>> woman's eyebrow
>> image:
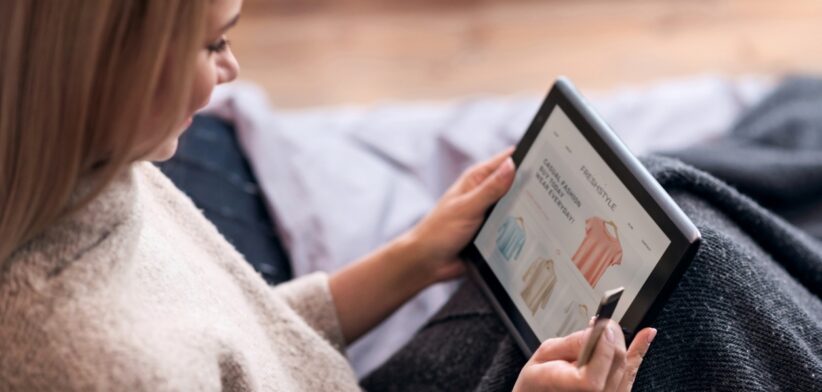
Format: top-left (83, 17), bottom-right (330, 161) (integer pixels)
top-left (219, 14), bottom-right (240, 33)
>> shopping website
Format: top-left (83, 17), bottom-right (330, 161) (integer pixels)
top-left (474, 107), bottom-right (670, 340)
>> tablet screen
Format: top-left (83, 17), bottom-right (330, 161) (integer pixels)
top-left (473, 106), bottom-right (671, 340)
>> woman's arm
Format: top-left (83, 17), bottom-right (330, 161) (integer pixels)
top-left (329, 148), bottom-right (516, 343)
top-left (327, 231), bottom-right (435, 344)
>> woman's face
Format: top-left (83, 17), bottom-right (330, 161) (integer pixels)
top-left (145, 0), bottom-right (242, 161)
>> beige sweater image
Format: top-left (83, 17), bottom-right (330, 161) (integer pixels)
top-left (0, 163), bottom-right (361, 391)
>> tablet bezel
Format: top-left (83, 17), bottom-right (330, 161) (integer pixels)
top-left (460, 77), bottom-right (701, 356)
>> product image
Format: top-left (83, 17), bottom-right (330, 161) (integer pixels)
top-left (571, 217), bottom-right (623, 287)
top-left (496, 216), bottom-right (526, 261)
top-left (520, 258), bottom-right (557, 315)
top-left (557, 302), bottom-right (590, 337)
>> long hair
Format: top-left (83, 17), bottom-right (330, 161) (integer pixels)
top-left (0, 0), bottom-right (209, 262)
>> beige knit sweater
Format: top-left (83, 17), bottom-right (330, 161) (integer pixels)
top-left (0, 163), bottom-right (361, 391)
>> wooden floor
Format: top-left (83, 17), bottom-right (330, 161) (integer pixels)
top-left (232, 0), bottom-right (822, 107)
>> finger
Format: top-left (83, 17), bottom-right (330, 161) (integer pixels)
top-left (580, 321), bottom-right (618, 391)
top-left (525, 360), bottom-right (583, 390)
top-left (458, 157), bottom-right (515, 214)
top-left (531, 329), bottom-right (588, 363)
top-left (617, 328), bottom-right (657, 392)
top-left (603, 322), bottom-right (628, 392)
top-left (455, 147), bottom-right (515, 194)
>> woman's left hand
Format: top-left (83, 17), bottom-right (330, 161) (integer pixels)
top-left (404, 147), bottom-right (516, 283)
top-left (330, 147), bottom-right (516, 343)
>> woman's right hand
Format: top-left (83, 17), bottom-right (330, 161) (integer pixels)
top-left (513, 321), bottom-right (657, 392)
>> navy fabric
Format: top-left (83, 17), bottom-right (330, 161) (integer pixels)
top-left (156, 115), bottom-right (292, 285)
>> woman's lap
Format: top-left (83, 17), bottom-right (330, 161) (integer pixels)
top-left (360, 279), bottom-right (525, 391)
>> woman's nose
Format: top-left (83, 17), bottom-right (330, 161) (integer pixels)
top-left (218, 49), bottom-right (240, 84)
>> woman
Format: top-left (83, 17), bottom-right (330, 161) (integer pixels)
top-left (0, 0), bottom-right (656, 390)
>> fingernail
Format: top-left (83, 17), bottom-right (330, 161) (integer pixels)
top-left (647, 328), bottom-right (658, 346)
top-left (496, 158), bottom-right (515, 178)
top-left (605, 325), bottom-right (615, 343)
top-left (588, 316), bottom-right (596, 327)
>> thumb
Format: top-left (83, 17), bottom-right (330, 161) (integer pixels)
top-left (461, 157), bottom-right (515, 214)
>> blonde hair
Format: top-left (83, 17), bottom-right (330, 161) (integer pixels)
top-left (0, 0), bottom-right (209, 262)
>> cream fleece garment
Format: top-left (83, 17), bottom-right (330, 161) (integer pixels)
top-left (0, 163), bottom-right (360, 391)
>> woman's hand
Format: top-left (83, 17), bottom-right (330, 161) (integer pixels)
top-left (329, 148), bottom-right (515, 343)
top-left (404, 147), bottom-right (516, 283)
top-left (514, 322), bottom-right (657, 392)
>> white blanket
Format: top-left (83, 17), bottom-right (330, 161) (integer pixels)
top-left (205, 75), bottom-right (774, 375)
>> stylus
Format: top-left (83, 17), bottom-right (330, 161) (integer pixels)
top-left (577, 287), bottom-right (624, 368)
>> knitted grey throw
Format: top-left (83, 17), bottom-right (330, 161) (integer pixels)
top-left (362, 77), bottom-right (822, 391)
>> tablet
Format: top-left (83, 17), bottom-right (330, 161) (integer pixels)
top-left (460, 77), bottom-right (701, 356)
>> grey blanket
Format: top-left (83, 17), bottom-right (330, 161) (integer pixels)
top-left (362, 77), bottom-right (822, 391)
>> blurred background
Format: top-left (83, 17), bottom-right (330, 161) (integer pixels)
top-left (233, 0), bottom-right (822, 107)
